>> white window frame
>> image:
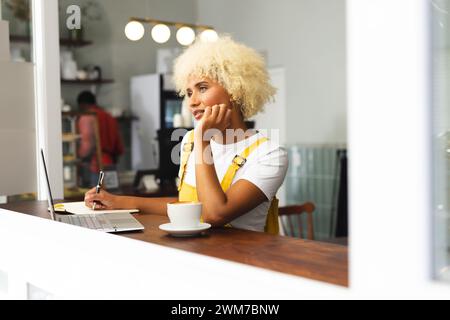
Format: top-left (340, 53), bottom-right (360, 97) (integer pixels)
top-left (347, 0), bottom-right (447, 296)
top-left (31, 0), bottom-right (63, 200)
top-left (15, 0), bottom-right (450, 298)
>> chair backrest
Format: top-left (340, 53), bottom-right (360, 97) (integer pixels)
top-left (279, 202), bottom-right (315, 240)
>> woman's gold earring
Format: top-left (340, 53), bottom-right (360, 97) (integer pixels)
top-left (230, 97), bottom-right (238, 109)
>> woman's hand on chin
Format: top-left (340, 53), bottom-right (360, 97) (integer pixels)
top-left (195, 104), bottom-right (232, 141)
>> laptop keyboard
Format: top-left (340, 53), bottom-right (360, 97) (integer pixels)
top-left (66, 214), bottom-right (113, 231)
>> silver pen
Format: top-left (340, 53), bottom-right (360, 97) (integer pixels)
top-left (92, 171), bottom-right (105, 210)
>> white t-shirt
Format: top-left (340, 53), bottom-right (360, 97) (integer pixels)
top-left (178, 130), bottom-right (289, 232)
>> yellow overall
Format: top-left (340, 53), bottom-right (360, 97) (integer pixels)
top-left (177, 130), bottom-right (279, 235)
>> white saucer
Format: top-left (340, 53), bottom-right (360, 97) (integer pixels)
top-left (159, 223), bottom-right (211, 237)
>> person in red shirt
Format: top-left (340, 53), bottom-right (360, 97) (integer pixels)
top-left (77, 91), bottom-right (124, 187)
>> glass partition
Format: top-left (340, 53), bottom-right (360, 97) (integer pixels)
top-left (1, 0), bottom-right (33, 62)
top-left (52, 0), bottom-right (348, 243)
top-left (56, 0), bottom-right (198, 198)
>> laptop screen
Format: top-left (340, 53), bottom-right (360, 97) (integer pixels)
top-left (40, 149), bottom-right (56, 221)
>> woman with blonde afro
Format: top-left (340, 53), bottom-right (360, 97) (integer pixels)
top-left (84, 36), bottom-right (288, 233)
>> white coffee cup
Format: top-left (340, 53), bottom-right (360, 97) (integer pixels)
top-left (167, 202), bottom-right (202, 228)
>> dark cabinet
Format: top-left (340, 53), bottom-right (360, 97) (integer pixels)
top-left (157, 127), bottom-right (193, 184)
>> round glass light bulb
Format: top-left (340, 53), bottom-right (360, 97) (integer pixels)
top-left (176, 26), bottom-right (196, 46)
top-left (151, 24), bottom-right (171, 43)
top-left (124, 21), bottom-right (145, 41)
top-left (200, 29), bottom-right (218, 42)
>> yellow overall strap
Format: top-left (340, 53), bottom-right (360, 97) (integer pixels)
top-left (220, 137), bottom-right (269, 191)
top-left (265, 197), bottom-right (279, 235)
top-left (178, 130), bottom-right (195, 191)
top-left (220, 137), bottom-right (279, 235)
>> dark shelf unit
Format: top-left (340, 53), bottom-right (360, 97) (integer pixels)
top-left (115, 115), bottom-right (139, 122)
top-left (10, 35), bottom-right (113, 84)
top-left (61, 79), bottom-right (115, 85)
top-left (10, 35), bottom-right (93, 47)
top-left (60, 38), bottom-right (93, 47)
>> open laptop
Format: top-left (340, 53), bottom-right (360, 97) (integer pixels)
top-left (41, 149), bottom-right (144, 233)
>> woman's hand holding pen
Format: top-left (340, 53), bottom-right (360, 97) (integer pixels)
top-left (84, 188), bottom-right (118, 210)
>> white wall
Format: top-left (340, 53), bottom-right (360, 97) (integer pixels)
top-left (0, 21), bottom-right (37, 196)
top-left (0, 20), bottom-right (9, 60)
top-left (196, 0), bottom-right (347, 145)
top-left (0, 2), bottom-right (64, 199)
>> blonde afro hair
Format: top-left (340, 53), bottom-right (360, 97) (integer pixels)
top-left (173, 36), bottom-right (276, 119)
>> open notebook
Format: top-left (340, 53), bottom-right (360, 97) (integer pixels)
top-left (50, 201), bottom-right (140, 215)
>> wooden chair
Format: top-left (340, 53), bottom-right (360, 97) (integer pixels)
top-left (279, 202), bottom-right (315, 240)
